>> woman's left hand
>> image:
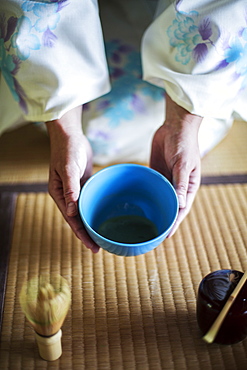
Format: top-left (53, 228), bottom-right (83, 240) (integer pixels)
top-left (150, 94), bottom-right (203, 237)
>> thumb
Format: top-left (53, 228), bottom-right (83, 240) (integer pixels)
top-left (172, 164), bottom-right (189, 209)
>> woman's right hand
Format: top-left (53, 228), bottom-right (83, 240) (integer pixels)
top-left (46, 106), bottom-right (100, 253)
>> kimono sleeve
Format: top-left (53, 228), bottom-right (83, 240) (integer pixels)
top-left (0, 0), bottom-right (110, 122)
top-left (141, 0), bottom-right (247, 121)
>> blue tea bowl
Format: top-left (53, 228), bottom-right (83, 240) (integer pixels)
top-left (78, 164), bottom-right (178, 256)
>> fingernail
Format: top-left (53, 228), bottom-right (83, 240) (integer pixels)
top-left (67, 202), bottom-right (77, 216)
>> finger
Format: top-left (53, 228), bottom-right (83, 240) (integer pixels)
top-left (62, 165), bottom-right (82, 217)
top-left (48, 176), bottom-right (99, 252)
top-left (81, 135), bottom-right (93, 184)
top-left (65, 214), bottom-right (100, 253)
top-left (48, 176), bottom-right (66, 212)
top-left (167, 191), bottom-right (194, 237)
top-left (49, 175), bottom-right (78, 218)
top-left (167, 178), bottom-right (199, 238)
top-left (51, 189), bottom-right (100, 253)
top-left (172, 163), bottom-right (190, 209)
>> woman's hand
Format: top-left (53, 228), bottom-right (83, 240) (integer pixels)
top-left (45, 106), bottom-right (100, 253)
top-left (150, 94), bottom-right (203, 237)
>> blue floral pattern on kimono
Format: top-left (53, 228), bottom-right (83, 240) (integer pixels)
top-left (84, 39), bottom-right (165, 129)
top-left (0, 0), bottom-right (69, 112)
top-left (1, 0), bottom-right (247, 119)
top-left (83, 39), bottom-right (165, 157)
top-left (167, 7), bottom-right (247, 90)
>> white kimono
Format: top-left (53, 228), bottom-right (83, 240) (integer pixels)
top-left (0, 0), bottom-right (246, 163)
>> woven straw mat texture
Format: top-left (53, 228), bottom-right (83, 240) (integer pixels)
top-left (0, 184), bottom-right (246, 369)
top-left (0, 120), bottom-right (246, 184)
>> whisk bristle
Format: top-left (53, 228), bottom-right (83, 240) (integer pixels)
top-left (20, 275), bottom-right (71, 336)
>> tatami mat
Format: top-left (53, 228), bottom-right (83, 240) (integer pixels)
top-left (0, 124), bottom-right (50, 184)
top-left (201, 120), bottom-right (247, 176)
top-left (0, 184), bottom-right (246, 369)
top-left (0, 120), bottom-right (246, 184)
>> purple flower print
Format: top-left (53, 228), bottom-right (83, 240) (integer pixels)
top-left (21, 0), bottom-right (69, 48)
top-left (1, 16), bottom-right (18, 43)
top-left (55, 0), bottom-right (70, 12)
top-left (193, 43), bottom-right (208, 63)
top-left (167, 12), bottom-right (218, 65)
top-left (213, 17), bottom-right (247, 90)
top-left (96, 100), bottom-right (111, 110)
top-left (111, 52), bottom-right (121, 63)
top-left (0, 14), bottom-right (28, 113)
top-left (117, 44), bottom-right (134, 53)
top-left (131, 94), bottom-right (145, 113)
top-left (175, 0), bottom-right (183, 11)
top-left (111, 67), bottom-right (125, 79)
top-left (106, 39), bottom-right (134, 65)
top-left (198, 18), bottom-right (212, 41)
top-left (168, 4), bottom-right (247, 89)
top-left (85, 40), bottom-right (164, 128)
top-left (0, 0), bottom-right (70, 114)
top-left (0, 38), bottom-right (28, 113)
top-left (42, 28), bottom-right (58, 48)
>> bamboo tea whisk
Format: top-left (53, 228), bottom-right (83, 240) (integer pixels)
top-left (20, 275), bottom-right (71, 361)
